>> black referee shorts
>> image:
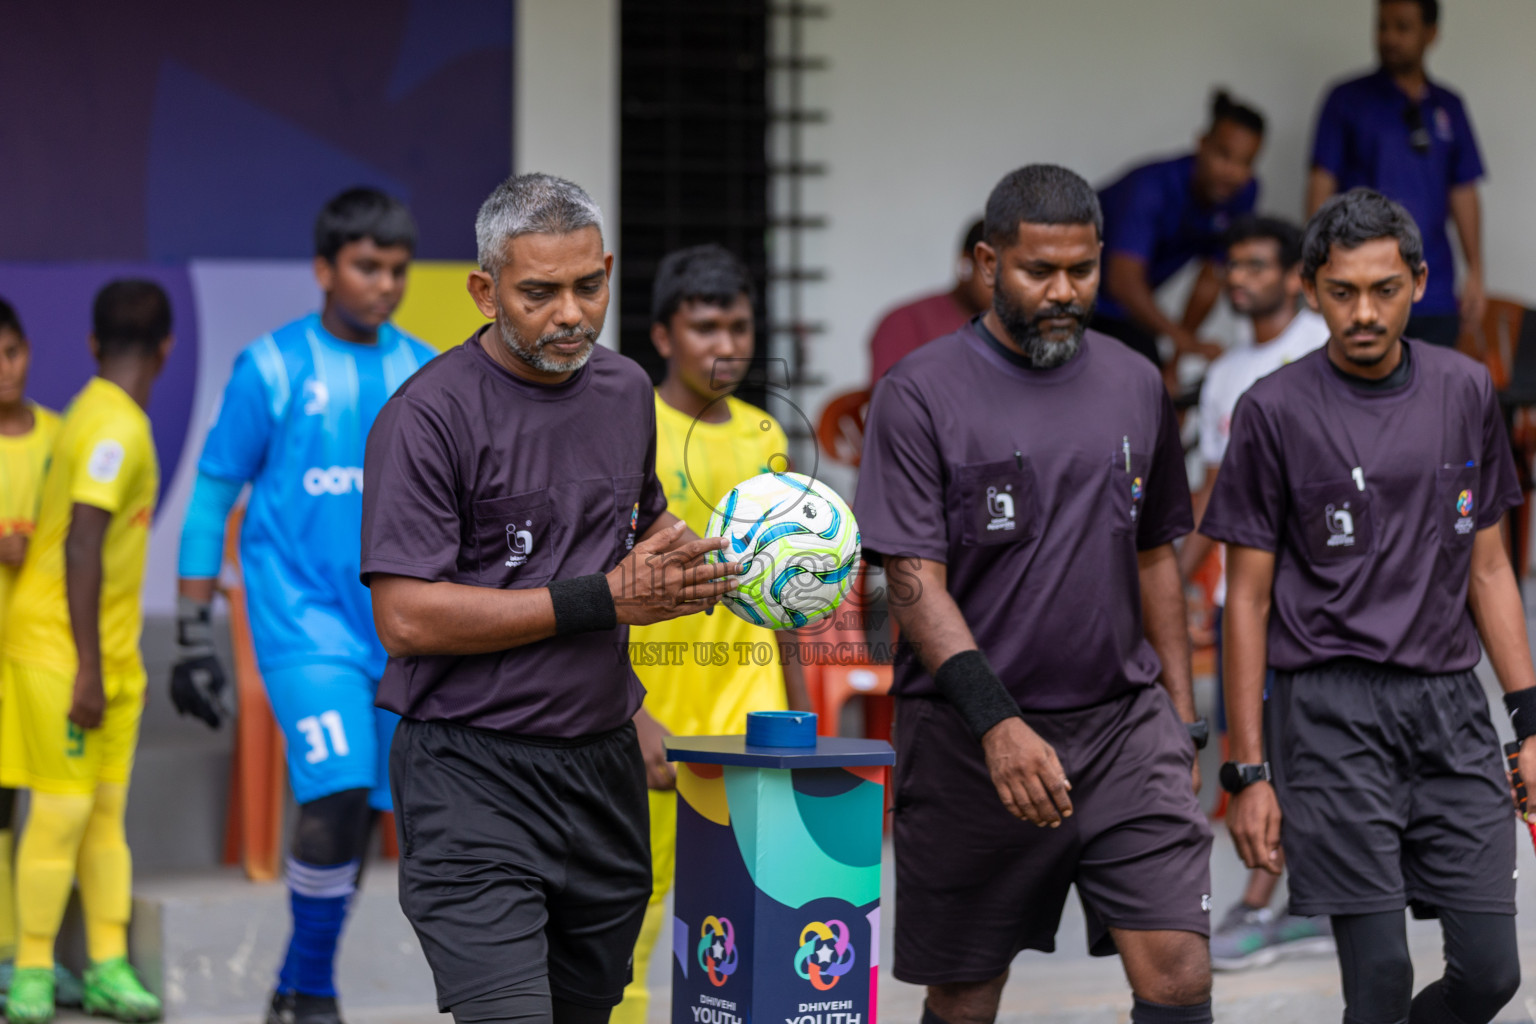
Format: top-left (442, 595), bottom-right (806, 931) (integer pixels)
top-left (390, 717), bottom-right (652, 1012)
top-left (1268, 659), bottom-right (1516, 918)
top-left (892, 686), bottom-right (1212, 985)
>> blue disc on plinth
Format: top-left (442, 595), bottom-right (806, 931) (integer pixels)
top-left (745, 710), bottom-right (817, 747)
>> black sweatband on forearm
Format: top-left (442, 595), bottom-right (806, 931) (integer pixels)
top-left (1505, 687), bottom-right (1536, 742)
top-left (549, 574), bottom-right (618, 636)
top-left (933, 649), bottom-right (1021, 741)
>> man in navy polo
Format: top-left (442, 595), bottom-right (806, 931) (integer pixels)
top-left (1307, 0), bottom-right (1485, 347)
top-left (1093, 90), bottom-right (1266, 377)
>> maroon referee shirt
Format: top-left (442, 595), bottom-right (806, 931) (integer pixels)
top-left (854, 321), bottom-right (1193, 711)
top-left (1200, 342), bottom-right (1521, 673)
top-left (360, 332), bottom-right (669, 737)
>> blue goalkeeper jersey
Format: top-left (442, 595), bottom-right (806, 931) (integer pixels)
top-left (197, 314), bottom-right (436, 676)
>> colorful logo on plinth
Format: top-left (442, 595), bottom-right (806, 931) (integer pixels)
top-left (794, 919), bottom-right (856, 990)
top-left (697, 915), bottom-right (738, 987)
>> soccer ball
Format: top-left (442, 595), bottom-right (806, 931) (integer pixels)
top-left (705, 471), bottom-right (861, 630)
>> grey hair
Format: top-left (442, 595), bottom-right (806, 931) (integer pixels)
top-left (475, 173), bottom-right (605, 275)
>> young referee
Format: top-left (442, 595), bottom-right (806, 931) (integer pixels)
top-left (855, 165), bottom-right (1214, 1024)
top-left (360, 174), bottom-right (738, 1024)
top-left (1203, 189), bottom-right (1528, 1023)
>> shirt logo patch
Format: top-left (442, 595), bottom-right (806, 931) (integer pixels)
top-left (506, 520), bottom-right (535, 568)
top-left (1456, 489), bottom-right (1475, 534)
top-left (986, 485), bottom-right (1016, 532)
top-left (87, 440), bottom-right (125, 483)
top-left (1434, 106), bottom-right (1454, 142)
top-left (1326, 502), bottom-right (1356, 547)
top-left (302, 466), bottom-right (363, 495)
top-left (1130, 476), bottom-right (1144, 523)
top-left (627, 503), bottom-right (639, 550)
top-left (303, 380), bottom-right (329, 416)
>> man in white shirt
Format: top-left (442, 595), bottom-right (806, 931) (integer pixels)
top-left (1180, 215), bottom-right (1331, 970)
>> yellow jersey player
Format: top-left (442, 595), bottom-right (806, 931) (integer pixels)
top-left (0, 281), bottom-right (173, 1024)
top-left (616, 245), bottom-right (809, 1024)
top-left (0, 299), bottom-right (62, 1001)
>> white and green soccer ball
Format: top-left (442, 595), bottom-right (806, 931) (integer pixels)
top-left (705, 471), bottom-right (861, 630)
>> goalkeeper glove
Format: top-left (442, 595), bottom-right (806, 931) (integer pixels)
top-left (169, 595), bottom-right (233, 729)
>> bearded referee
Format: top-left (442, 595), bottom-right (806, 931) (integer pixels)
top-left (359, 174), bottom-right (738, 1024)
top-left (1203, 189), bottom-right (1528, 1023)
top-left (855, 164), bottom-right (1214, 1024)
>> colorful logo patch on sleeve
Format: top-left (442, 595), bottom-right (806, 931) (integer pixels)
top-left (87, 439), bottom-right (126, 483)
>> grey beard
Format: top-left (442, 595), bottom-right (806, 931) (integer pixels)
top-left (1022, 333), bottom-right (1081, 369)
top-left (497, 309), bottom-right (597, 373)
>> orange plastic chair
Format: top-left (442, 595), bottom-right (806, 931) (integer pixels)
top-left (220, 508), bottom-right (397, 882)
top-left (815, 390), bottom-right (871, 469)
top-left (219, 506), bottom-right (286, 882)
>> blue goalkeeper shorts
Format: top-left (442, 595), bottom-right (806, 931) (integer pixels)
top-left (262, 661), bottom-right (397, 810)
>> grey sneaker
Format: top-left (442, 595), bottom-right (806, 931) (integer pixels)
top-left (1210, 901), bottom-right (1277, 970)
top-left (1264, 908), bottom-right (1335, 961)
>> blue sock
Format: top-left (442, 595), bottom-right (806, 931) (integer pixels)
top-left (277, 857), bottom-right (359, 997)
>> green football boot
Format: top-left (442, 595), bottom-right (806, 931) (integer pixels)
top-left (81, 958), bottom-right (160, 1022)
top-left (3, 967), bottom-right (54, 1024)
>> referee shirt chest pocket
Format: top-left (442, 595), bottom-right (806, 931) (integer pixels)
top-left (1435, 464), bottom-right (1479, 549)
top-left (954, 458), bottom-right (1039, 548)
top-left (1293, 479), bottom-right (1376, 563)
top-left (1108, 450), bottom-right (1152, 538)
top-left (473, 493), bottom-right (554, 587)
top-left (613, 474), bottom-right (645, 559)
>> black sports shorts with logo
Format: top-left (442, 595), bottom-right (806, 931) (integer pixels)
top-left (891, 684), bottom-right (1212, 985)
top-left (1268, 659), bottom-right (1516, 918)
top-left (390, 717), bottom-right (652, 1012)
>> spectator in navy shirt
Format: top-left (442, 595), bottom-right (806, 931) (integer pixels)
top-left (1307, 0), bottom-right (1485, 347)
top-left (1094, 90), bottom-right (1265, 376)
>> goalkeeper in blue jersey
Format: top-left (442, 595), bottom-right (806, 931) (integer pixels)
top-left (171, 189), bottom-right (436, 1024)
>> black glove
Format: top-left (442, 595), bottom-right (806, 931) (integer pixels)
top-left (170, 595), bottom-right (233, 729)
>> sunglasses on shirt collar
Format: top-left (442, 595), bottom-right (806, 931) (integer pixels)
top-left (1403, 103), bottom-right (1432, 155)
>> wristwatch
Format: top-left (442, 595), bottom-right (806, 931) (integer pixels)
top-left (1186, 717), bottom-right (1210, 750)
top-left (1219, 761), bottom-right (1272, 795)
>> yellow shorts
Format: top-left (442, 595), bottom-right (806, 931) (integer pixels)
top-left (0, 658), bottom-right (146, 795)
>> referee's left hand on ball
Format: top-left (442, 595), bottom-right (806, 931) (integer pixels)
top-left (608, 519), bottom-right (741, 626)
top-left (1228, 781), bottom-right (1283, 875)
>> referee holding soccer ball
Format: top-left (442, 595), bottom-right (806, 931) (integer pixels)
top-left (855, 164), bottom-right (1214, 1024)
top-left (1203, 189), bottom-right (1531, 1023)
top-left (361, 173), bottom-right (737, 1024)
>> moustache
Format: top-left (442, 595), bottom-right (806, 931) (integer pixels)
top-left (1345, 324), bottom-right (1388, 338)
top-left (1030, 304), bottom-right (1090, 325)
top-left (537, 326), bottom-right (598, 347)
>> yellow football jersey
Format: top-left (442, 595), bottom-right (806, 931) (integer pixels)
top-left (0, 403), bottom-right (61, 647)
top-left (632, 393), bottom-right (790, 736)
top-left (4, 379), bottom-right (158, 677)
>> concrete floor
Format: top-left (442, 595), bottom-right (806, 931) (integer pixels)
top-left (47, 623), bottom-right (1536, 1023)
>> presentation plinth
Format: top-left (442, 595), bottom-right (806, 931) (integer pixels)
top-left (665, 735), bottom-right (895, 1024)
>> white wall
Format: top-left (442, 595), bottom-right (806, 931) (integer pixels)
top-left (795, 0), bottom-right (1536, 410)
top-left (514, 0), bottom-right (621, 348)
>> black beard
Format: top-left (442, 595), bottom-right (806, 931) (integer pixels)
top-left (995, 292), bottom-right (1094, 369)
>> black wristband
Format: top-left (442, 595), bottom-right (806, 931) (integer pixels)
top-left (932, 649), bottom-right (1022, 741)
top-left (1505, 687), bottom-right (1536, 743)
top-left (549, 574), bottom-right (618, 636)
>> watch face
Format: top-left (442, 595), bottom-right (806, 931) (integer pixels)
top-left (1219, 761), bottom-right (1244, 794)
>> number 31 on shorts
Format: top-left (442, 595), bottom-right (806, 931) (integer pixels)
top-left (296, 710), bottom-right (350, 764)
